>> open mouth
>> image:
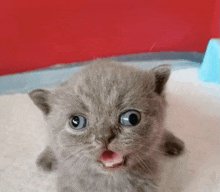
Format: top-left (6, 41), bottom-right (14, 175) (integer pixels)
top-left (99, 150), bottom-right (126, 168)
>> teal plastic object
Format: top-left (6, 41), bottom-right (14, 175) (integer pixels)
top-left (199, 38), bottom-right (220, 84)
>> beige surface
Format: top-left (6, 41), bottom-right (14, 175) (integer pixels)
top-left (0, 67), bottom-right (220, 191)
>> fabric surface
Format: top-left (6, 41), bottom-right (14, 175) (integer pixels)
top-left (0, 66), bottom-right (219, 191)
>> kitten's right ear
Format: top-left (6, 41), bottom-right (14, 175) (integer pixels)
top-left (151, 64), bottom-right (171, 95)
top-left (29, 89), bottom-right (51, 115)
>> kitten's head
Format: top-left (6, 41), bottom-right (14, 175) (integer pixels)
top-left (29, 60), bottom-right (170, 173)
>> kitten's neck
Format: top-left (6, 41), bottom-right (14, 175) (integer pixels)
top-left (59, 156), bottom-right (159, 192)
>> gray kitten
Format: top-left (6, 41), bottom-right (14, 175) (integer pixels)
top-left (29, 60), bottom-right (184, 192)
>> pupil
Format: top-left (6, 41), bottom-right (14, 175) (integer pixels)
top-left (129, 114), bottom-right (138, 125)
top-left (72, 116), bottom-right (80, 127)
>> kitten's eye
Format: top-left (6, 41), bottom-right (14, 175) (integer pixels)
top-left (69, 115), bottom-right (87, 129)
top-left (120, 110), bottom-right (141, 126)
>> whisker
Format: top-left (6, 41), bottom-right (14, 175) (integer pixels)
top-left (138, 143), bottom-right (163, 152)
top-left (64, 153), bottom-right (89, 173)
top-left (135, 143), bottom-right (165, 157)
top-left (132, 153), bottom-right (153, 175)
top-left (62, 143), bottom-right (95, 148)
top-left (65, 145), bottom-right (92, 160)
top-left (80, 154), bottom-right (90, 170)
top-left (148, 42), bottom-right (156, 53)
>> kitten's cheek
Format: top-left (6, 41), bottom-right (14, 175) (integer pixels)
top-left (57, 131), bottom-right (69, 147)
top-left (57, 130), bottom-right (78, 148)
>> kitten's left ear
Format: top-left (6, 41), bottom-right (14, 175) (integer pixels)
top-left (29, 89), bottom-right (51, 115)
top-left (151, 64), bottom-right (171, 95)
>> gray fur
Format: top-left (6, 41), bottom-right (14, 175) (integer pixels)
top-left (29, 60), bottom-right (184, 192)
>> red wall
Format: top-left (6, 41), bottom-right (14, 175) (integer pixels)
top-left (0, 0), bottom-right (219, 75)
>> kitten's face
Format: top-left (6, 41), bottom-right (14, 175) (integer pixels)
top-left (31, 60), bottom-right (170, 173)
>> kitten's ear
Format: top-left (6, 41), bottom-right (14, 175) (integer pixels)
top-left (29, 89), bottom-right (51, 115)
top-left (151, 64), bottom-right (171, 95)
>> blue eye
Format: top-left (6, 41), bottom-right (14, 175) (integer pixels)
top-left (120, 110), bottom-right (141, 126)
top-left (69, 115), bottom-right (87, 129)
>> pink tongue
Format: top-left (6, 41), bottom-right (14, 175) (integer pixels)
top-left (100, 150), bottom-right (124, 168)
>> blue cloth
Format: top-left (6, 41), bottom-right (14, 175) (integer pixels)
top-left (199, 38), bottom-right (220, 84)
